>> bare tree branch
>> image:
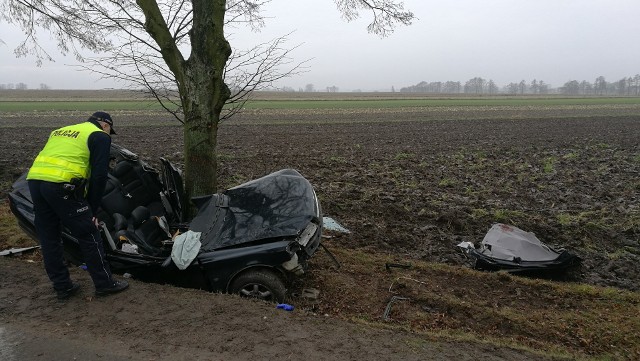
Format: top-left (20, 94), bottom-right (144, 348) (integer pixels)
top-left (222, 33), bottom-right (309, 121)
top-left (334, 0), bottom-right (414, 37)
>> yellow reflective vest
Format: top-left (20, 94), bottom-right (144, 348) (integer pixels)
top-left (27, 122), bottom-right (102, 183)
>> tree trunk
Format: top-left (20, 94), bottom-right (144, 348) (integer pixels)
top-left (181, 0), bottom-right (231, 211)
top-left (137, 0), bottom-right (230, 216)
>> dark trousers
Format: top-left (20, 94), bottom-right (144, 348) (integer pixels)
top-left (28, 180), bottom-right (113, 290)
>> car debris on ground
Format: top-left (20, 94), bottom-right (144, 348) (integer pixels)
top-left (0, 246), bottom-right (40, 257)
top-left (457, 223), bottom-right (581, 276)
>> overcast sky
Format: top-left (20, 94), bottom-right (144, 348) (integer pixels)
top-left (1, 0), bottom-right (639, 91)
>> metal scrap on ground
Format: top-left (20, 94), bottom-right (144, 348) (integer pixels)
top-left (322, 217), bottom-right (350, 233)
top-left (0, 246), bottom-right (40, 257)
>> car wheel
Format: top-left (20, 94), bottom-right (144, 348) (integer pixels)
top-left (230, 269), bottom-right (286, 303)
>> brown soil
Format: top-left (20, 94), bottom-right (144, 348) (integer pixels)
top-left (2, 257), bottom-right (552, 361)
top-left (1, 103), bottom-right (639, 359)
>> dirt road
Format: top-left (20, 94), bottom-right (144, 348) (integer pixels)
top-left (0, 258), bottom-right (552, 361)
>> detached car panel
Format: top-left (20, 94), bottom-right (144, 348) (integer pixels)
top-left (458, 223), bottom-right (581, 276)
top-left (8, 144), bottom-right (323, 302)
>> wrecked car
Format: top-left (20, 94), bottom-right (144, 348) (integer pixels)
top-left (458, 223), bottom-right (581, 276)
top-left (8, 144), bottom-right (323, 302)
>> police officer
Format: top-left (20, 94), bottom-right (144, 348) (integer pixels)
top-left (27, 111), bottom-right (129, 300)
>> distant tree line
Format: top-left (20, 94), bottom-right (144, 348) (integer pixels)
top-left (400, 74), bottom-right (640, 96)
top-left (6, 74), bottom-right (640, 95)
top-left (560, 75), bottom-right (640, 96)
top-left (400, 78), bottom-right (551, 95)
top-left (0, 83), bottom-right (51, 90)
top-left (0, 82), bottom-right (28, 90)
top-left (275, 83), bottom-right (340, 92)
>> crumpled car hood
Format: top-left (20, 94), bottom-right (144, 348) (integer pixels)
top-left (189, 169), bottom-right (320, 252)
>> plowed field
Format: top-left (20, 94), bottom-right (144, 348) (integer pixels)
top-left (2, 102), bottom-right (640, 290)
top-left (1, 93), bottom-right (640, 359)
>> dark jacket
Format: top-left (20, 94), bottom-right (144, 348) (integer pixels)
top-left (86, 119), bottom-right (111, 214)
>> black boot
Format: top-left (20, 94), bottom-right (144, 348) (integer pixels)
top-left (95, 280), bottom-right (129, 297)
top-left (56, 283), bottom-right (81, 300)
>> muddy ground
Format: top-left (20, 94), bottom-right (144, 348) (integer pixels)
top-left (2, 257), bottom-right (552, 361)
top-left (1, 103), bottom-right (639, 359)
top-left (5, 107), bottom-right (636, 288)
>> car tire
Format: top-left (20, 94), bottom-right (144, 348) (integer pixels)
top-left (230, 269), bottom-right (287, 303)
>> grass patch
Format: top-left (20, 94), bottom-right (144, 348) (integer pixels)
top-left (296, 244), bottom-right (640, 359)
top-left (492, 209), bottom-right (526, 223)
top-left (0, 203), bottom-right (37, 249)
top-left (438, 178), bottom-right (457, 187)
top-left (394, 152), bottom-right (415, 160)
top-left (471, 208), bottom-right (489, 220)
top-left (543, 156), bottom-right (557, 174)
top-left (556, 213), bottom-right (576, 226)
top-left (0, 101), bottom-right (166, 112)
top-left (563, 151), bottom-right (580, 160)
top-left (329, 156), bottom-right (348, 164)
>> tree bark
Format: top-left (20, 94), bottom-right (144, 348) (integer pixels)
top-left (138, 0), bottom-right (231, 209)
top-left (181, 0), bottom-right (231, 203)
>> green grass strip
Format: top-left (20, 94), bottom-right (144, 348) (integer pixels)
top-left (0, 101), bottom-right (165, 112)
top-left (2, 97), bottom-right (640, 112)
top-left (240, 97), bottom-right (640, 109)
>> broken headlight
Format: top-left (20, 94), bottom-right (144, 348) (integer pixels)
top-left (296, 223), bottom-right (318, 247)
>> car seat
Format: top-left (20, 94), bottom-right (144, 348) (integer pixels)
top-left (112, 206), bottom-right (172, 256)
top-left (101, 158), bottom-right (165, 217)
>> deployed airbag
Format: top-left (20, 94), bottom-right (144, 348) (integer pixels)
top-left (171, 231), bottom-right (202, 270)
